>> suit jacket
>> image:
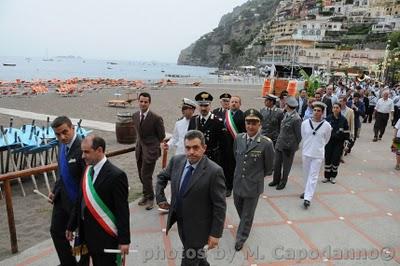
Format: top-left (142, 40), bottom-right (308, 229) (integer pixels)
top-left (233, 133), bottom-right (274, 198)
top-left (342, 107), bottom-right (355, 139)
top-left (53, 135), bottom-right (85, 209)
top-left (68, 160), bottom-right (130, 253)
top-left (133, 110), bottom-right (166, 163)
top-left (275, 111), bottom-right (302, 151)
top-left (156, 155), bottom-right (226, 248)
top-left (296, 97), bottom-right (308, 118)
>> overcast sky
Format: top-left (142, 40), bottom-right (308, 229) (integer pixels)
top-left (0, 0), bottom-right (248, 63)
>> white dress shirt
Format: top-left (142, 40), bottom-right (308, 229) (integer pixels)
top-left (92, 156), bottom-right (107, 184)
top-left (375, 98), bottom-right (394, 114)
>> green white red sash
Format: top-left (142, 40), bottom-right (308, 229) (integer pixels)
top-left (225, 110), bottom-right (239, 138)
top-left (82, 166), bottom-right (118, 238)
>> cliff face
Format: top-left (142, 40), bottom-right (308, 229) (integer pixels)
top-left (177, 0), bottom-right (280, 67)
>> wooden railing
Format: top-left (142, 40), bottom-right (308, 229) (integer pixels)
top-left (0, 146), bottom-right (136, 254)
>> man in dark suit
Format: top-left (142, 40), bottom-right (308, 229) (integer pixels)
top-left (67, 135), bottom-right (130, 266)
top-left (133, 92), bottom-right (166, 210)
top-left (188, 92), bottom-right (224, 165)
top-left (49, 116), bottom-right (86, 266)
top-left (156, 130), bottom-right (226, 266)
top-left (222, 95), bottom-right (245, 197)
top-left (233, 109), bottom-right (274, 251)
top-left (296, 89), bottom-right (308, 119)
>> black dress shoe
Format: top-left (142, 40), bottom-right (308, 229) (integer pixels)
top-left (322, 178), bottom-right (330, 183)
top-left (234, 242), bottom-right (244, 251)
top-left (300, 193), bottom-right (304, 199)
top-left (303, 200), bottom-right (310, 209)
top-left (138, 197), bottom-right (148, 206)
top-left (269, 181), bottom-right (279, 187)
top-left (226, 190), bottom-right (232, 197)
top-left (329, 178), bottom-right (336, 184)
top-left (276, 183), bottom-right (286, 190)
top-left (373, 137), bottom-right (378, 142)
top-left (145, 199), bottom-right (154, 210)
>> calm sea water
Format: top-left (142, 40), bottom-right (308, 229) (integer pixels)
top-left (0, 56), bottom-right (217, 82)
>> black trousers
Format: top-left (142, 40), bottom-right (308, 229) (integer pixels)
top-left (90, 252), bottom-right (117, 266)
top-left (136, 155), bottom-right (156, 200)
top-left (324, 141), bottom-right (344, 179)
top-left (373, 112), bottom-right (390, 138)
top-left (365, 105), bottom-right (375, 123)
top-left (393, 106), bottom-right (400, 126)
top-left (50, 198), bottom-right (77, 266)
top-left (272, 149), bottom-right (296, 185)
top-left (177, 218), bottom-right (209, 266)
top-left (347, 127), bottom-right (359, 152)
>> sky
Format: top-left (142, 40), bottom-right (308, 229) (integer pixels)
top-left (0, 0), bottom-right (249, 63)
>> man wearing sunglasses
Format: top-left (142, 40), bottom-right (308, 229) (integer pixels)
top-left (301, 102), bottom-right (332, 209)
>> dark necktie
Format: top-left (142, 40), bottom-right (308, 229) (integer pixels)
top-left (200, 117), bottom-right (206, 127)
top-left (246, 138), bottom-right (252, 149)
top-left (179, 165), bottom-right (194, 195)
top-left (140, 113), bottom-right (145, 125)
top-left (176, 165), bottom-right (194, 217)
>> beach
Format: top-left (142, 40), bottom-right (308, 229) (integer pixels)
top-left (0, 83), bottom-right (262, 260)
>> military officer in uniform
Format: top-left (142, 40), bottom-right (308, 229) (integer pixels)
top-left (260, 94), bottom-right (284, 146)
top-left (164, 98), bottom-right (197, 155)
top-left (233, 109), bottom-right (274, 251)
top-left (188, 91), bottom-right (224, 165)
top-left (269, 96), bottom-right (302, 190)
top-left (213, 93), bottom-right (231, 120)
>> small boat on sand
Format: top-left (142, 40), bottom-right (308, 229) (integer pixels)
top-left (3, 63), bottom-right (16, 67)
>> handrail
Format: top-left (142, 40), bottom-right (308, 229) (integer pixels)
top-left (0, 145), bottom-right (136, 254)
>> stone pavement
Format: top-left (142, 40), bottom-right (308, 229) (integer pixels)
top-left (1, 122), bottom-right (400, 266)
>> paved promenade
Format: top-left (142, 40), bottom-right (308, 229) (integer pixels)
top-left (1, 122), bottom-right (400, 266)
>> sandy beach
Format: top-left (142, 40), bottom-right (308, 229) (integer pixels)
top-left (0, 83), bottom-right (263, 260)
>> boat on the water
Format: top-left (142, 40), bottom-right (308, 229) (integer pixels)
top-left (3, 63), bottom-right (16, 67)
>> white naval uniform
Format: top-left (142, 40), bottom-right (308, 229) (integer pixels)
top-left (167, 117), bottom-right (190, 155)
top-left (301, 118), bottom-right (332, 201)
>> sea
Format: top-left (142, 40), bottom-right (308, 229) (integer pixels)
top-left (0, 56), bottom-right (265, 85)
top-left (0, 56), bottom-right (217, 82)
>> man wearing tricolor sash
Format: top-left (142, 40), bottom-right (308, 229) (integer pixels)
top-left (222, 96), bottom-right (245, 197)
top-left (50, 116), bottom-right (87, 266)
top-left (67, 135), bottom-right (130, 266)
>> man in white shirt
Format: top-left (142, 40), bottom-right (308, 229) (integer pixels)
top-left (164, 98), bottom-right (197, 155)
top-left (301, 102), bottom-right (332, 209)
top-left (373, 90), bottom-right (394, 141)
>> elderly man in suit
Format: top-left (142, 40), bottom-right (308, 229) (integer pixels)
top-left (133, 92), bottom-right (166, 210)
top-left (260, 94), bottom-right (284, 146)
top-left (49, 116), bottom-right (87, 266)
top-left (67, 135), bottom-right (130, 266)
top-left (156, 130), bottom-right (226, 266)
top-left (269, 96), bottom-right (302, 190)
top-left (212, 93), bottom-right (231, 120)
top-left (233, 109), bottom-right (274, 251)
